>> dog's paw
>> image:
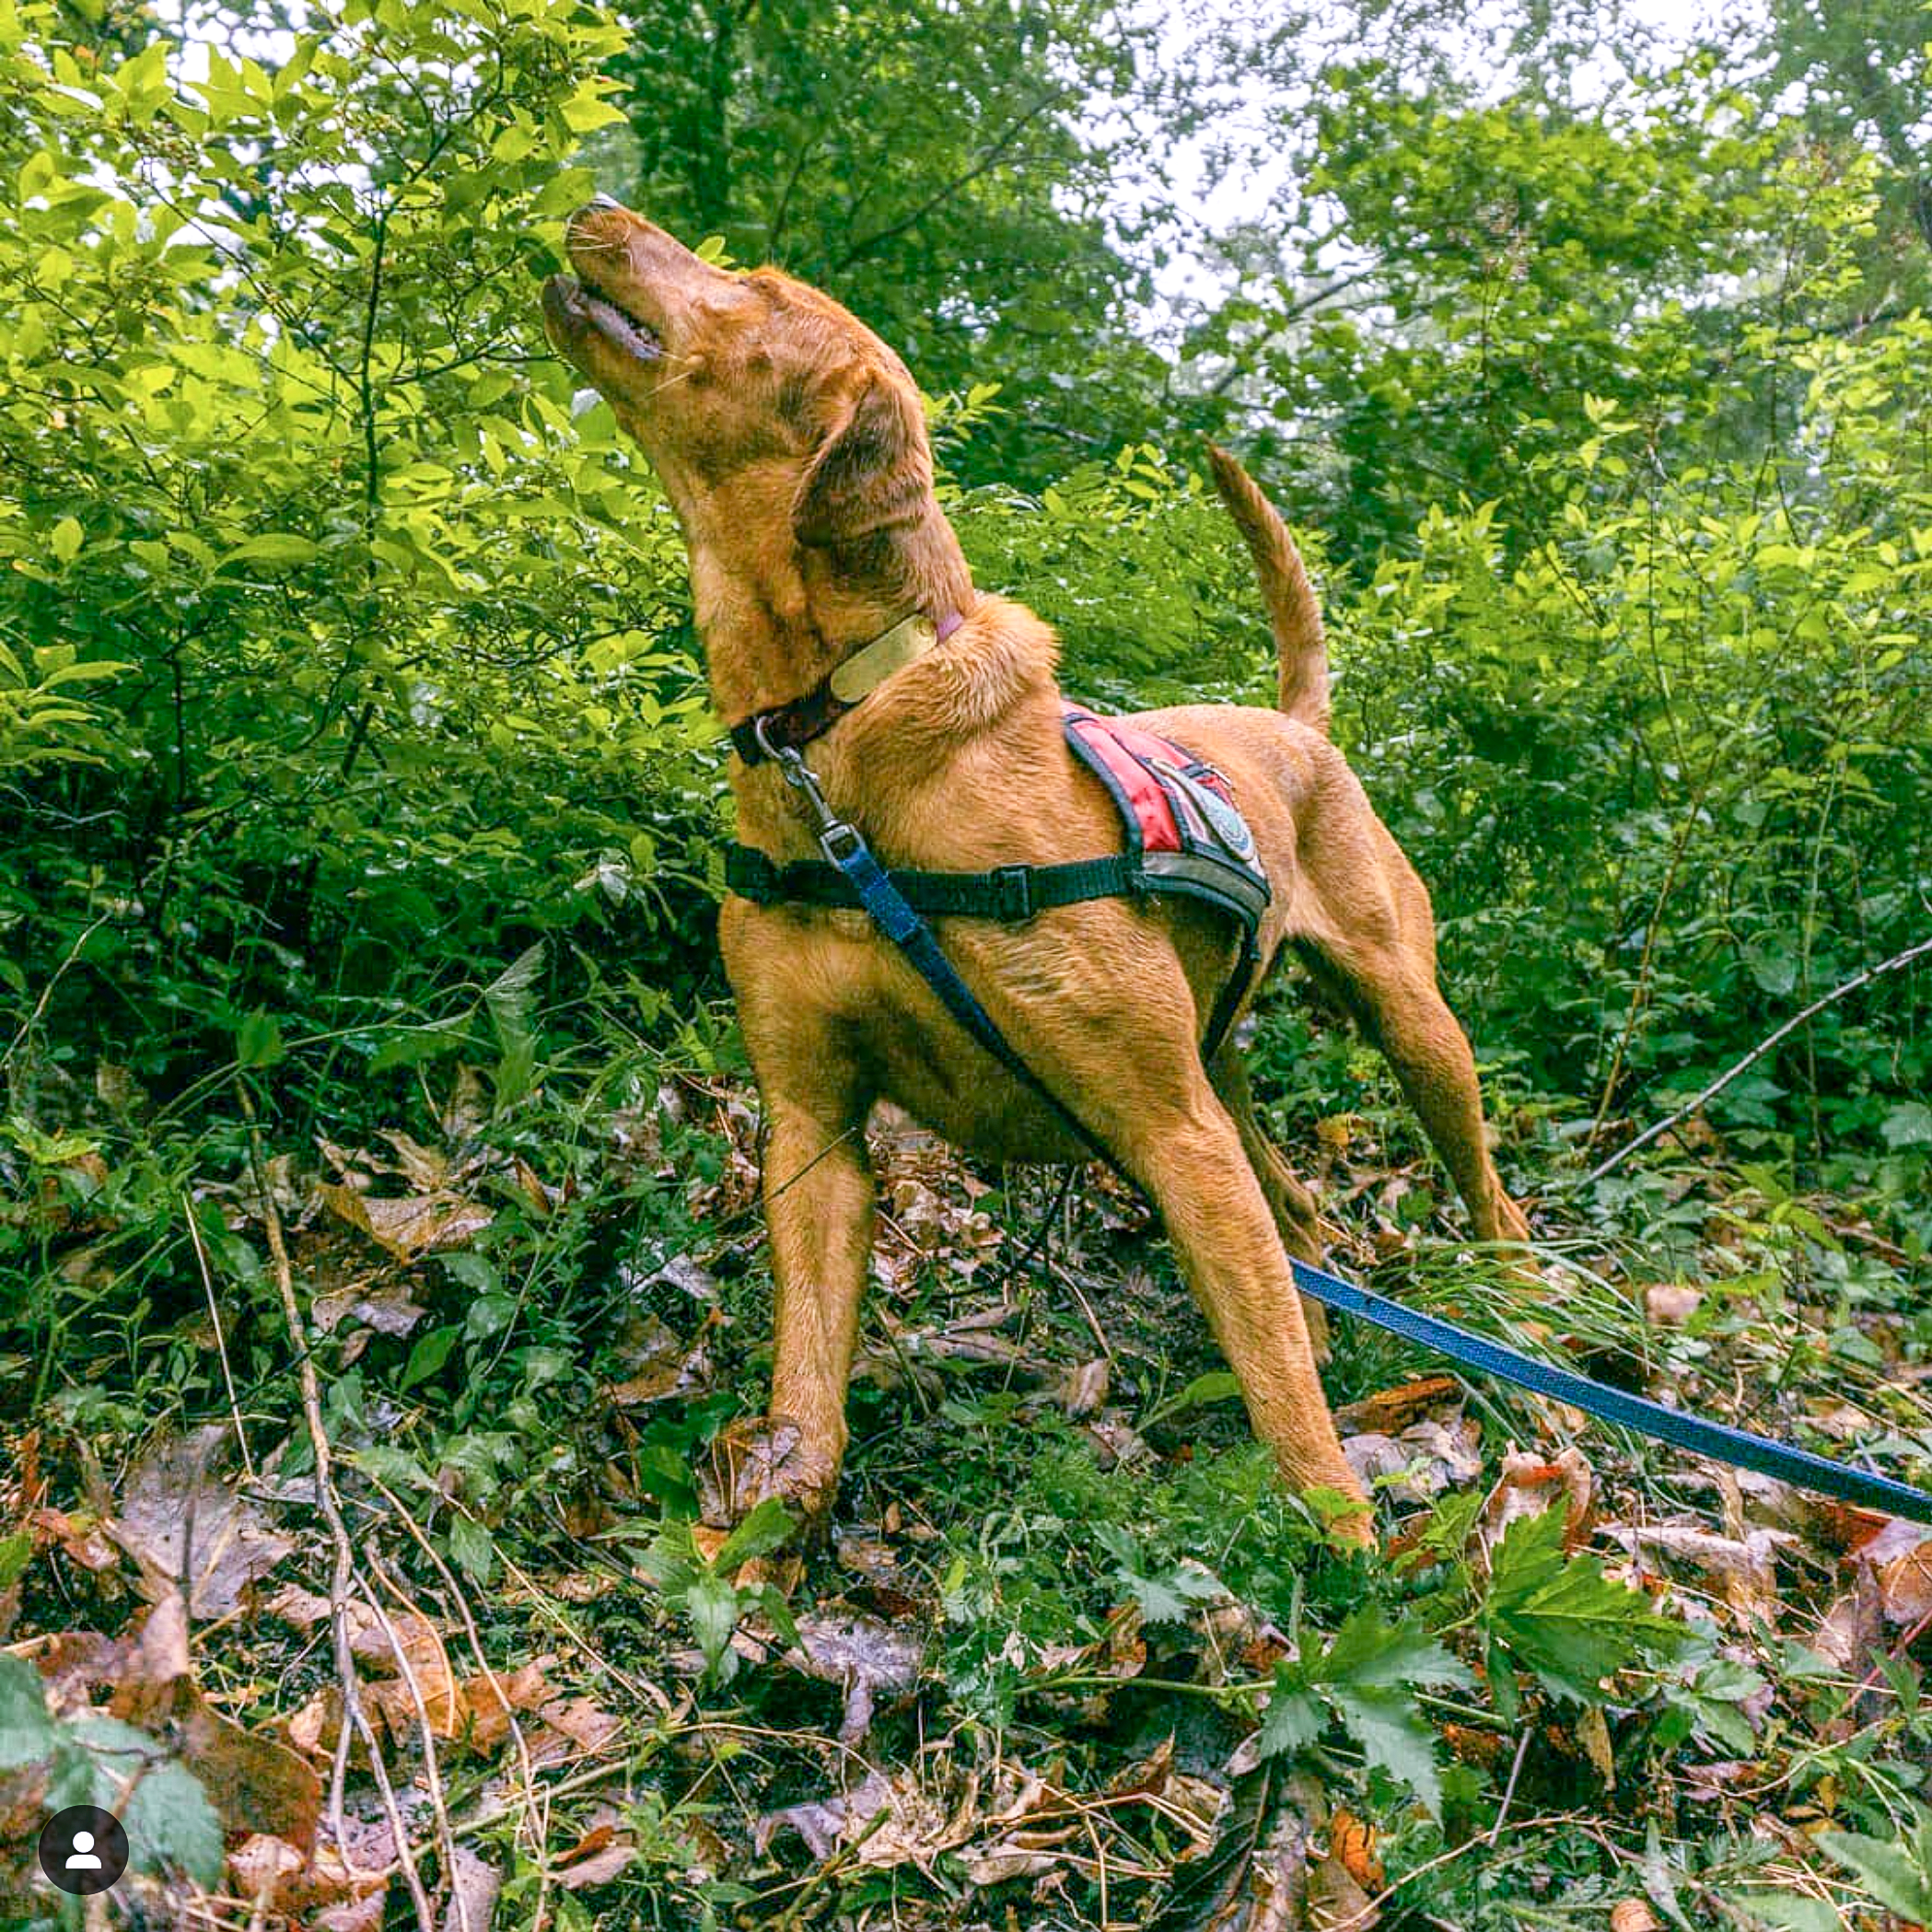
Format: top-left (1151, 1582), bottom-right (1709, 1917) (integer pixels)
top-left (702, 1415), bottom-right (840, 1544)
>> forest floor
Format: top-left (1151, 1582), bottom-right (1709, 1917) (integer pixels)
top-left (5, 988), bottom-right (1932, 1930)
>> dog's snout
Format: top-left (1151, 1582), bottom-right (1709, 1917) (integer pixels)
top-left (566, 194), bottom-right (629, 244)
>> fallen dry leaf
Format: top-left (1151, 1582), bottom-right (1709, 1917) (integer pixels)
top-left (441, 1843), bottom-right (503, 1926)
top-left (757, 1768), bottom-right (949, 1868)
top-left (774, 1611), bottom-right (924, 1743)
top-left (1870, 1528), bottom-right (1932, 1626)
top-left (1335, 1375), bottom-right (1462, 1436)
top-left (311, 1281), bottom-right (430, 1338)
top-left (1054, 1357), bottom-right (1111, 1418)
top-left (228, 1810), bottom-right (395, 1932)
top-left (1645, 1283), bottom-right (1703, 1326)
top-left (318, 1182), bottom-right (493, 1263)
top-left (553, 1842), bottom-right (634, 1891)
top-left (105, 1425), bottom-right (294, 1616)
top-left (1329, 1810), bottom-right (1384, 1891)
top-left (1344, 1414), bottom-right (1482, 1505)
top-left (1475, 1446), bottom-right (1595, 1572)
top-left (603, 1313), bottom-right (715, 1407)
top-left (1812, 1565), bottom-right (1885, 1671)
top-left (1606, 1521), bottom-right (1791, 1625)
top-left (30, 1506), bottom-right (120, 1574)
top-left (17, 1589), bottom-right (321, 1853)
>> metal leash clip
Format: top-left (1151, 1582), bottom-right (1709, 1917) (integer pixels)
top-left (756, 722), bottom-right (866, 867)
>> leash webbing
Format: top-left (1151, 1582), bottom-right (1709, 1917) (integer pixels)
top-left (754, 739), bottom-right (1932, 1528)
top-left (1286, 1256), bottom-right (1932, 1526)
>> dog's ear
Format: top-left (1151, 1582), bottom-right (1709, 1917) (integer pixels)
top-left (794, 371), bottom-right (930, 547)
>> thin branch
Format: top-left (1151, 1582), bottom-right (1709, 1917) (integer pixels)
top-left (833, 89), bottom-right (1068, 270)
top-left (239, 1082), bottom-right (438, 1931)
top-left (1586, 934), bottom-right (1932, 1183)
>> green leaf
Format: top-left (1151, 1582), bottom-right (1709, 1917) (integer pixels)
top-left (235, 1010), bottom-right (284, 1068)
top-left (1256, 1677), bottom-right (1322, 1760)
top-left (1126, 1563), bottom-right (1225, 1627)
top-left (1816, 1830), bottom-right (1932, 1921)
top-left (1881, 1100), bottom-right (1932, 1148)
top-left (684, 1573), bottom-right (743, 1678)
top-left (714, 1496), bottom-right (797, 1571)
top-left (50, 516), bottom-right (83, 563)
top-left (1143, 1369), bottom-right (1241, 1425)
top-left (638, 1519), bottom-right (702, 1594)
top-left (1309, 1606), bottom-right (1472, 1692)
top-left (122, 1758), bottom-right (224, 1887)
top-left (217, 533), bottom-right (320, 568)
top-left (0, 1528), bottom-right (31, 1591)
top-left (369, 1026), bottom-right (467, 1074)
top-left (1723, 1893), bottom-right (1846, 1932)
top-left (0, 1655), bottom-right (55, 1772)
top-left (348, 1445), bottom-right (434, 1491)
top-left (1329, 1685), bottom-right (1445, 1821)
top-left (465, 1292), bottom-right (517, 1342)
top-left (401, 1324), bottom-right (461, 1390)
top-left (448, 1514), bottom-right (495, 1587)
top-left (559, 85), bottom-right (623, 133)
top-left (1482, 1506), bottom-right (1683, 1701)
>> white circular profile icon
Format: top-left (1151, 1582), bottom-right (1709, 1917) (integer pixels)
top-left (37, 1805), bottom-right (129, 1896)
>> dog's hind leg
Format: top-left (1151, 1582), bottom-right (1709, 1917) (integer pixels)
top-left (1298, 931), bottom-right (1531, 1248)
top-left (1208, 1048), bottom-right (1333, 1361)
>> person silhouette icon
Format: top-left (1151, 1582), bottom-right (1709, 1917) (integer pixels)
top-left (38, 1804), bottom-right (128, 1894)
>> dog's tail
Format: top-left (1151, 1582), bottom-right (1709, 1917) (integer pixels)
top-left (1206, 443), bottom-right (1330, 736)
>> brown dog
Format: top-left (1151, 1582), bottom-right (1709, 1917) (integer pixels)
top-left (543, 198), bottom-right (1530, 1543)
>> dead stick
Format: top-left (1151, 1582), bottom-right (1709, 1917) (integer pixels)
top-left (181, 1188), bottom-right (254, 1481)
top-left (1586, 934), bottom-right (1932, 1183)
top-left (364, 1485), bottom-right (550, 1915)
top-left (350, 1568), bottom-right (471, 1932)
top-left (239, 1082), bottom-right (438, 1932)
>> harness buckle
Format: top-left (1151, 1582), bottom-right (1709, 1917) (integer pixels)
top-left (990, 864), bottom-right (1034, 922)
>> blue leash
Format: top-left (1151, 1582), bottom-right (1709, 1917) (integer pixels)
top-left (1286, 1255), bottom-right (1932, 1525)
top-left (757, 739), bottom-right (1932, 1528)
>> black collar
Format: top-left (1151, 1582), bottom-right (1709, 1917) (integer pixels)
top-left (727, 609), bottom-right (961, 766)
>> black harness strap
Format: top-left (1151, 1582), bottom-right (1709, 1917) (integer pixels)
top-left (727, 845), bottom-right (1139, 924)
top-left (726, 844), bottom-right (1262, 1062)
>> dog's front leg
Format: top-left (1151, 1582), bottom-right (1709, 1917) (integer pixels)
top-left (709, 1081), bottom-right (876, 1537)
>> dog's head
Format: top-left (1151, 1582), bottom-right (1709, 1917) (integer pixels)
top-left (542, 199), bottom-right (935, 556)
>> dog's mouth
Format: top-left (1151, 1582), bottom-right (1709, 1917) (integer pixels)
top-left (548, 272), bottom-right (664, 363)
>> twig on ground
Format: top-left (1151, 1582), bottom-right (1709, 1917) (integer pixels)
top-left (0, 905), bottom-right (113, 1076)
top-left (1488, 1727), bottom-right (1532, 1846)
top-left (182, 1187), bottom-right (254, 1482)
top-left (1047, 1257), bottom-right (1118, 1363)
top-left (365, 1474), bottom-right (551, 1918)
top-left (1325, 1813), bottom-right (1590, 1932)
top-left (356, 1565), bottom-right (471, 1932)
top-left (239, 1080), bottom-right (438, 1932)
top-left (1586, 935), bottom-right (1932, 1183)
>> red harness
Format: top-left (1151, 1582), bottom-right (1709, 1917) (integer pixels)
top-left (727, 703), bottom-right (1271, 1056)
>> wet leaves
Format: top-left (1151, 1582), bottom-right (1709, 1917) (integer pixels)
top-left (105, 1426), bottom-right (295, 1619)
